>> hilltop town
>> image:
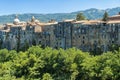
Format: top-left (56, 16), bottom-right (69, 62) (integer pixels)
top-left (0, 13), bottom-right (120, 52)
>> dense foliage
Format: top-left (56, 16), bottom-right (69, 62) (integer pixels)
top-left (76, 13), bottom-right (86, 21)
top-left (0, 46), bottom-right (120, 80)
top-left (102, 11), bottom-right (109, 21)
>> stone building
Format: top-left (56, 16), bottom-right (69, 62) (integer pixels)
top-left (54, 20), bottom-right (73, 49)
top-left (0, 13), bottom-right (119, 52)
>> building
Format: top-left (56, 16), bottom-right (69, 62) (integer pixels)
top-left (0, 13), bottom-right (119, 52)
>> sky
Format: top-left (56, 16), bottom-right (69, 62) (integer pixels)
top-left (0, 0), bottom-right (120, 15)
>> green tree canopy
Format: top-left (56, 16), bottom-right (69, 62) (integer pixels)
top-left (76, 13), bottom-right (86, 21)
top-left (0, 46), bottom-right (119, 80)
top-left (102, 11), bottom-right (109, 21)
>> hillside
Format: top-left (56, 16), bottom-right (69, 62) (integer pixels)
top-left (0, 7), bottom-right (120, 24)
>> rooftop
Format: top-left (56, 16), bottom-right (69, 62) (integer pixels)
top-left (107, 20), bottom-right (120, 24)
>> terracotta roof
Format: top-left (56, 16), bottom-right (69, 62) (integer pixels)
top-left (108, 14), bottom-right (120, 21)
top-left (6, 22), bottom-right (27, 27)
top-left (11, 24), bottom-right (27, 27)
top-left (82, 20), bottom-right (104, 25)
top-left (89, 20), bottom-right (103, 22)
top-left (72, 20), bottom-right (88, 24)
top-left (109, 15), bottom-right (120, 18)
top-left (63, 19), bottom-right (75, 22)
top-left (72, 20), bottom-right (104, 25)
top-left (37, 22), bottom-right (57, 26)
top-left (107, 20), bottom-right (120, 24)
top-left (6, 23), bottom-right (14, 26)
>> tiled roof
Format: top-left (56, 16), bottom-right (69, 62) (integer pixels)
top-left (107, 20), bottom-right (120, 24)
top-left (72, 20), bottom-right (104, 25)
top-left (63, 19), bottom-right (75, 22)
top-left (37, 22), bottom-right (57, 26)
top-left (82, 20), bottom-right (104, 25)
top-left (6, 22), bottom-right (27, 27)
top-left (72, 20), bottom-right (88, 24)
top-left (108, 14), bottom-right (120, 21)
top-left (109, 15), bottom-right (120, 18)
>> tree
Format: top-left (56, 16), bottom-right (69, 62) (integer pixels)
top-left (0, 49), bottom-right (9, 62)
top-left (42, 73), bottom-right (53, 80)
top-left (0, 46), bottom-right (119, 79)
top-left (108, 44), bottom-right (120, 52)
top-left (90, 47), bottom-right (103, 55)
top-left (76, 13), bottom-right (86, 21)
top-left (71, 71), bottom-right (79, 80)
top-left (102, 11), bottom-right (109, 21)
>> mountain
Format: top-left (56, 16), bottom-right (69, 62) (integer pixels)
top-left (0, 7), bottom-right (120, 24)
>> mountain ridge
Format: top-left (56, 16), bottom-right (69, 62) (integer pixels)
top-left (0, 7), bottom-right (120, 24)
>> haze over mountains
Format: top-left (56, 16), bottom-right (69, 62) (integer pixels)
top-left (0, 7), bottom-right (120, 24)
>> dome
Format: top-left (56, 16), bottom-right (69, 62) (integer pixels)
top-left (31, 16), bottom-right (40, 23)
top-left (13, 15), bottom-right (20, 24)
top-left (14, 18), bottom-right (20, 23)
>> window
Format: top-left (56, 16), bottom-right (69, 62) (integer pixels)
top-left (82, 29), bottom-right (84, 33)
top-left (60, 42), bottom-right (61, 45)
top-left (94, 41), bottom-right (97, 44)
top-left (83, 36), bottom-right (85, 39)
top-left (39, 41), bottom-right (41, 44)
top-left (112, 24), bottom-right (115, 26)
top-left (112, 41), bottom-right (114, 44)
top-left (83, 41), bottom-right (85, 44)
top-left (60, 31), bottom-right (62, 34)
top-left (74, 30), bottom-right (77, 33)
top-left (24, 32), bottom-right (25, 35)
top-left (79, 29), bottom-right (81, 33)
top-left (112, 27), bottom-right (115, 31)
